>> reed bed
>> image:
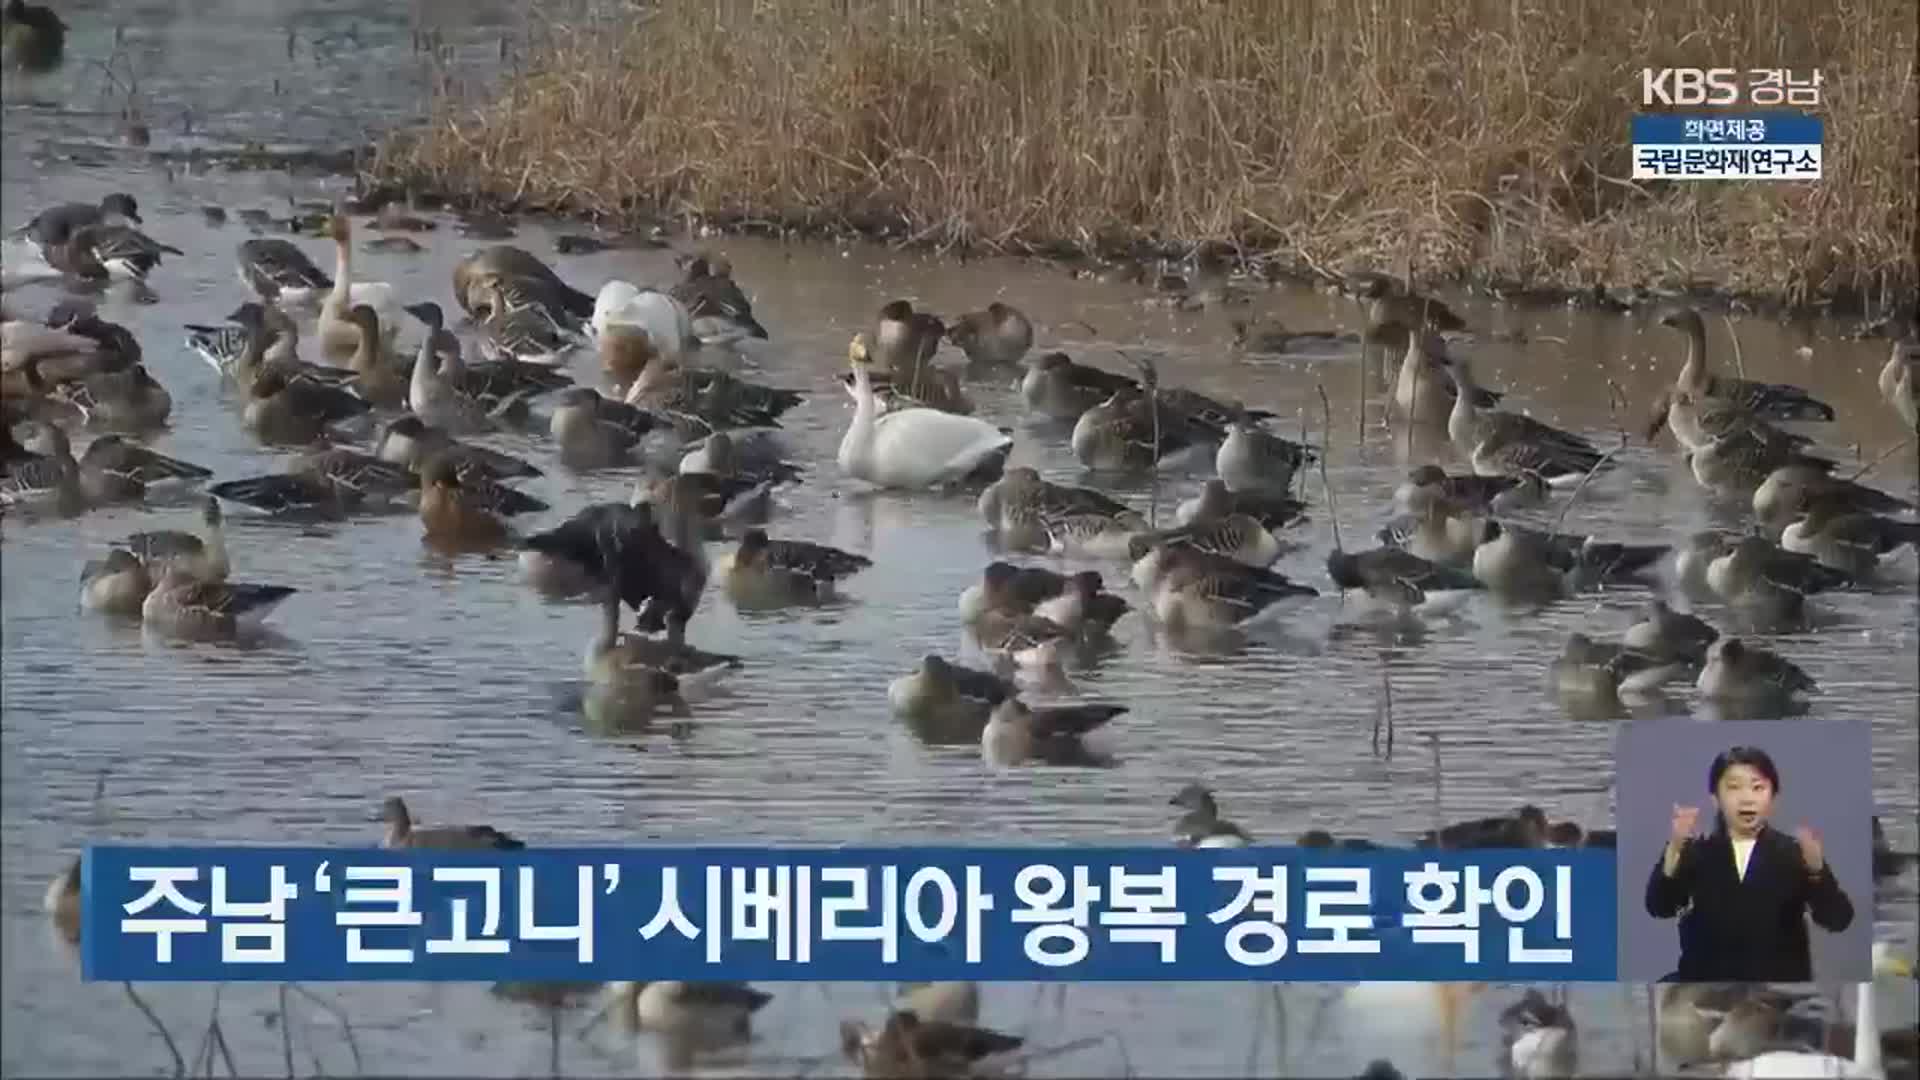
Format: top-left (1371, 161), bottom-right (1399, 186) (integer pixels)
top-left (376, 0), bottom-right (1918, 310)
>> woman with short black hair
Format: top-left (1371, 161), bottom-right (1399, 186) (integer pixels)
top-left (1645, 745), bottom-right (1854, 982)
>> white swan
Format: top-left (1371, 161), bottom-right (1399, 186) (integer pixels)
top-left (838, 334), bottom-right (1013, 491)
top-left (315, 214), bottom-right (402, 358)
top-left (1723, 943), bottom-right (1913, 1078)
top-left (591, 280), bottom-right (696, 361)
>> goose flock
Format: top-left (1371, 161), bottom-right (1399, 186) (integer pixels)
top-left (5, 177), bottom-right (1919, 1080)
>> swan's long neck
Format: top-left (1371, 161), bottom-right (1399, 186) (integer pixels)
top-left (840, 367), bottom-right (879, 472)
top-left (1447, 368), bottom-right (1478, 445)
top-left (1677, 325), bottom-right (1710, 394)
top-left (1880, 348), bottom-right (1905, 400)
top-left (1854, 977), bottom-right (1880, 1074)
top-left (328, 239), bottom-right (352, 314)
top-left (409, 338), bottom-right (439, 405)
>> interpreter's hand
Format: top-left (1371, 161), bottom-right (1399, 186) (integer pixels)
top-left (1795, 825), bottom-right (1825, 873)
top-left (1670, 804), bottom-right (1702, 847)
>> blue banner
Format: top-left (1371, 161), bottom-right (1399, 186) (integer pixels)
top-left (1631, 112), bottom-right (1822, 145)
top-left (81, 846), bottom-right (1618, 982)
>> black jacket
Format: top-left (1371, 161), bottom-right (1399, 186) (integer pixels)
top-left (1644, 823), bottom-right (1854, 982)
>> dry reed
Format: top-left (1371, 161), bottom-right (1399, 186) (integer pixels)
top-left (376, 0), bottom-right (1918, 310)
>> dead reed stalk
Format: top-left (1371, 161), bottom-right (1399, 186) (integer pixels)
top-left (378, 0), bottom-right (1917, 309)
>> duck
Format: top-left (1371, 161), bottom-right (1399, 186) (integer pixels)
top-left (605, 980), bottom-right (772, 1043)
top-left (1498, 990), bottom-right (1577, 1080)
top-left (140, 567), bottom-right (296, 637)
top-left (41, 300), bottom-right (141, 374)
top-left (886, 654), bottom-right (1015, 735)
top-left (315, 214), bottom-right (399, 358)
top-left (589, 281), bottom-right (696, 362)
top-left (517, 500), bottom-right (697, 608)
top-left (1549, 632), bottom-right (1689, 699)
top-left (842, 1009), bottom-right (1023, 1079)
top-left (547, 387), bottom-right (655, 469)
top-left (846, 317), bottom-right (973, 415)
top-left (1070, 383), bottom-right (1220, 470)
top-left (1621, 600), bottom-right (1721, 664)
top-left (1781, 500), bottom-right (1920, 577)
top-left (1646, 382), bottom-right (1813, 454)
top-left (1127, 513), bottom-right (1285, 585)
top-left (1447, 358), bottom-right (1604, 485)
top-left (628, 347), bottom-right (802, 430)
top-left (980, 697), bottom-right (1125, 768)
top-left (51, 362), bottom-right (173, 431)
top-left (403, 302), bottom-right (573, 432)
top-left (473, 273), bottom-right (584, 365)
top-left (597, 322), bottom-right (662, 393)
top-left (1376, 487), bottom-right (1485, 567)
top-left (1389, 327), bottom-right (1499, 427)
top-left (1327, 544), bottom-right (1483, 607)
top-left (71, 434), bottom-right (211, 503)
top-left (712, 527), bottom-right (871, 605)
top-left (379, 796), bottom-right (524, 850)
top-left (959, 562), bottom-right (1127, 633)
top-left (1215, 419), bottom-right (1316, 495)
top-left (968, 605), bottom-right (1079, 673)
top-left (978, 465), bottom-right (1130, 533)
top-left (1144, 544), bottom-right (1318, 632)
top-left (584, 594), bottom-right (740, 695)
top-left (374, 414), bottom-right (539, 483)
top-left (1687, 423), bottom-right (1833, 497)
top-left (0, 419), bottom-right (83, 513)
top-left (341, 305), bottom-right (407, 409)
top-left (1654, 984), bottom-right (1821, 1069)
top-left (42, 855), bottom-right (80, 945)
top-left (1879, 336), bottom-right (1918, 431)
top-left (946, 301), bottom-right (1033, 368)
top-left (87, 226), bottom-right (183, 283)
top-left (1168, 783), bottom-right (1254, 847)
top-left (1721, 948), bottom-right (1912, 1078)
top-left (893, 983), bottom-right (981, 1027)
top-left (1230, 315), bottom-right (1356, 357)
top-left (454, 245), bottom-right (595, 326)
top-left (3, 317), bottom-right (111, 388)
top-left (670, 254), bottom-right (769, 341)
top-left (1657, 305), bottom-right (1835, 422)
top-left (121, 496), bottom-right (230, 583)
top-left (640, 470), bottom-right (776, 537)
top-left (187, 302), bottom-right (306, 380)
top-left (208, 448), bottom-right (417, 517)
top-left (241, 365), bottom-right (371, 445)
top-left (839, 337), bottom-right (1013, 490)
top-left (0, 0), bottom-right (61, 77)
top-left (418, 457), bottom-right (512, 550)
top-left (1696, 637), bottom-right (1817, 703)
top-left (1470, 519), bottom-right (1581, 598)
top-left (1754, 461), bottom-right (1915, 529)
top-left (678, 428), bottom-right (803, 488)
top-left (1019, 350), bottom-right (1140, 422)
top-left (15, 194), bottom-right (138, 255)
top-left (1175, 477), bottom-right (1307, 533)
top-left (79, 548), bottom-right (154, 615)
top-left (235, 237), bottom-right (334, 305)
top-left (1706, 534), bottom-right (1855, 603)
top-left (1033, 507), bottom-right (1148, 560)
top-left (2, 358), bottom-right (88, 429)
top-left (1417, 805), bottom-right (1548, 849)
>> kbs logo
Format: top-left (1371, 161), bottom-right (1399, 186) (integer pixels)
top-left (1642, 68), bottom-right (1739, 106)
top-left (1642, 68), bottom-right (1824, 108)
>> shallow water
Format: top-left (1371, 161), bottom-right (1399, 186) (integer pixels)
top-left (4, 3), bottom-right (1918, 1078)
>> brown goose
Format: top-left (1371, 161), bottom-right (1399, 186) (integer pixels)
top-left (1657, 306), bottom-right (1835, 422)
top-left (380, 796), bottom-right (524, 850)
top-left (1445, 358), bottom-right (1602, 486)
